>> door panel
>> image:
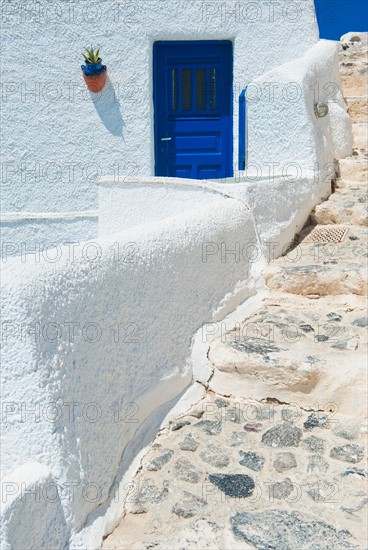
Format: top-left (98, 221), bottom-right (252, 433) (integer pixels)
top-left (153, 41), bottom-right (233, 180)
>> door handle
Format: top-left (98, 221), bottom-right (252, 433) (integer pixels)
top-left (160, 137), bottom-right (172, 141)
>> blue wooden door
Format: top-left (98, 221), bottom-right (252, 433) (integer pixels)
top-left (153, 41), bottom-right (233, 180)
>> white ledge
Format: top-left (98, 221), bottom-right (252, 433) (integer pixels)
top-left (0, 211), bottom-right (98, 223)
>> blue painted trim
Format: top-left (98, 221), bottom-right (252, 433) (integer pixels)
top-left (238, 88), bottom-right (247, 171)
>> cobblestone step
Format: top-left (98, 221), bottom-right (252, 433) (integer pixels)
top-left (312, 186), bottom-right (368, 226)
top-left (103, 392), bottom-right (367, 550)
top-left (345, 96), bottom-right (368, 123)
top-left (352, 123), bottom-right (368, 152)
top-left (339, 157), bottom-right (368, 183)
top-left (263, 225), bottom-right (368, 297)
top-left (341, 74), bottom-right (368, 97)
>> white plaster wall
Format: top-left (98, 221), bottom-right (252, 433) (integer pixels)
top-left (98, 178), bottom-right (223, 236)
top-left (1, 197), bottom-right (259, 549)
top-left (1, 164), bottom-right (336, 549)
top-left (0, 212), bottom-right (98, 258)
top-left (246, 40), bottom-right (353, 191)
top-left (1, 0), bottom-right (319, 213)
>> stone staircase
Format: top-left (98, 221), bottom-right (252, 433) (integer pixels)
top-left (102, 37), bottom-right (367, 550)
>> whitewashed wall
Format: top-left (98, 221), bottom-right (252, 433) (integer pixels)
top-left (1, 0), bottom-right (319, 213)
top-left (0, 212), bottom-right (98, 258)
top-left (247, 40), bottom-right (353, 189)
top-left (1, 196), bottom-right (259, 549)
top-left (0, 170), bottom-right (334, 549)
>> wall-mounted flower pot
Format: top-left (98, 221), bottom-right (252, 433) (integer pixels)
top-left (82, 66), bottom-right (107, 93)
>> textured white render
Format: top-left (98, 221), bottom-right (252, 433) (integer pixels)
top-left (0, 212), bottom-right (98, 257)
top-left (1, 197), bottom-right (258, 548)
top-left (0, 167), bottom-right (346, 549)
top-left (247, 40), bottom-right (353, 189)
top-left (1, 0), bottom-right (319, 213)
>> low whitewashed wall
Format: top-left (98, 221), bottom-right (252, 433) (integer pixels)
top-left (98, 178), bottom-right (223, 236)
top-left (0, 165), bottom-right (326, 548)
top-left (0, 212), bottom-right (98, 258)
top-left (1, 195), bottom-right (262, 549)
top-left (247, 40), bottom-right (353, 190)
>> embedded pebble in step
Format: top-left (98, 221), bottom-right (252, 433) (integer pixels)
top-left (340, 467), bottom-right (367, 478)
top-left (352, 317), bottom-right (368, 328)
top-left (179, 433), bottom-right (199, 452)
top-left (230, 510), bottom-right (358, 548)
top-left (333, 424), bottom-right (360, 441)
top-left (307, 455), bottom-right (330, 473)
top-left (171, 419), bottom-right (191, 431)
top-left (315, 335), bottom-right (329, 342)
top-left (281, 407), bottom-right (302, 422)
top-left (214, 398), bottom-right (228, 408)
top-left (273, 452), bottom-right (297, 473)
top-left (243, 422), bottom-right (263, 432)
top-left (304, 413), bottom-right (330, 431)
top-left (262, 423), bottom-right (302, 448)
top-left (223, 407), bottom-right (241, 424)
top-left (268, 478), bottom-right (294, 500)
top-left (147, 450), bottom-right (174, 471)
top-left (302, 436), bottom-right (326, 454)
top-left (330, 444), bottom-right (365, 463)
top-left (172, 491), bottom-right (207, 518)
top-left (174, 458), bottom-right (202, 483)
top-left (199, 445), bottom-right (230, 468)
top-left (208, 474), bottom-right (255, 498)
top-left (327, 312), bottom-right (343, 322)
top-left (239, 451), bottom-right (265, 472)
top-left (300, 324), bottom-right (314, 333)
top-left (230, 431), bottom-right (255, 447)
top-left (194, 420), bottom-right (222, 435)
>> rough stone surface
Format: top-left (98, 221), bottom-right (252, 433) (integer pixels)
top-left (208, 473), bottom-right (255, 498)
top-left (273, 452), bottom-right (297, 472)
top-left (179, 433), bottom-right (199, 452)
top-left (172, 491), bottom-right (207, 518)
top-left (330, 444), bottom-right (365, 463)
top-left (173, 458), bottom-right (201, 483)
top-left (302, 435), bottom-right (326, 454)
top-left (262, 423), bottom-right (303, 448)
top-left (239, 450), bottom-right (265, 471)
top-left (199, 445), bottom-right (230, 468)
top-left (230, 510), bottom-right (358, 549)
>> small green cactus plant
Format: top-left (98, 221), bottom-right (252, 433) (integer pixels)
top-left (82, 48), bottom-right (101, 64)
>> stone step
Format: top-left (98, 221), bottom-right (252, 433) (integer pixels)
top-left (336, 178), bottom-right (368, 191)
top-left (352, 123), bottom-right (368, 152)
top-left (312, 186), bottom-right (368, 226)
top-left (339, 157), bottom-right (368, 182)
top-left (341, 74), bottom-right (368, 97)
top-left (263, 225), bottom-right (368, 297)
top-left (345, 96), bottom-right (368, 123)
top-left (209, 294), bottom-right (367, 411)
top-left (102, 385), bottom-right (368, 549)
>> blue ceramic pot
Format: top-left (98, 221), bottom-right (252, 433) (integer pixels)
top-left (82, 62), bottom-right (105, 76)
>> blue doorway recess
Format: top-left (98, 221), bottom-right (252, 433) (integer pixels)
top-left (153, 41), bottom-right (233, 180)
